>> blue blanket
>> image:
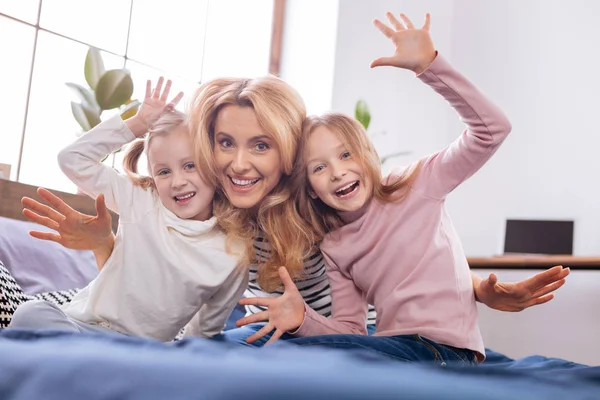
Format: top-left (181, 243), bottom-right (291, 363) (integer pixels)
top-left (1, 329), bottom-right (598, 400)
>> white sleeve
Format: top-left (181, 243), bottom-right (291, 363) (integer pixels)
top-left (184, 268), bottom-right (249, 339)
top-left (57, 115), bottom-right (146, 216)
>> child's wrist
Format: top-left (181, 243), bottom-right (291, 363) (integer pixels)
top-left (124, 116), bottom-right (150, 138)
top-left (413, 51), bottom-right (438, 75)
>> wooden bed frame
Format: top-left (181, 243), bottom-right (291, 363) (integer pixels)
top-left (0, 179), bottom-right (119, 232)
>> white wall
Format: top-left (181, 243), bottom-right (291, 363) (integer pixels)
top-left (326, 0), bottom-right (600, 365)
top-left (279, 0), bottom-right (339, 115)
top-left (446, 0), bottom-right (600, 257)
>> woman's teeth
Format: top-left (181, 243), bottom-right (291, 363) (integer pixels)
top-left (231, 177), bottom-right (259, 187)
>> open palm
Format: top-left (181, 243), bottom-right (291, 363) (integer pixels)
top-left (371, 12), bottom-right (436, 74)
top-left (22, 187), bottom-right (113, 251)
top-left (132, 77), bottom-right (184, 133)
top-left (476, 266), bottom-right (570, 312)
top-left (236, 267), bottom-right (306, 345)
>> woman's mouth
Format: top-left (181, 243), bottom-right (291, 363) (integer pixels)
top-left (229, 176), bottom-right (260, 192)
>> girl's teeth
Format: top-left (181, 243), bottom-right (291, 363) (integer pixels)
top-left (176, 192), bottom-right (195, 200)
top-left (336, 181), bottom-right (356, 194)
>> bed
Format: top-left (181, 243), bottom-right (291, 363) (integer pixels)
top-left (1, 180), bottom-right (599, 400)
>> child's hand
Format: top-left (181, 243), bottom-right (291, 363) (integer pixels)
top-left (370, 12), bottom-right (436, 74)
top-left (475, 266), bottom-right (570, 312)
top-left (236, 267), bottom-right (305, 345)
top-left (22, 188), bottom-right (113, 252)
top-left (126, 77), bottom-right (184, 137)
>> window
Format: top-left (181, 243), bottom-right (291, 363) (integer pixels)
top-left (1, 0), bottom-right (277, 193)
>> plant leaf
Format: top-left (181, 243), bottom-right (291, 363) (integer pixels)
top-left (84, 47), bottom-right (105, 90)
top-left (95, 69), bottom-right (134, 111)
top-left (71, 101), bottom-right (101, 132)
top-left (355, 99), bottom-right (371, 131)
top-left (66, 82), bottom-right (100, 112)
top-left (120, 99), bottom-right (140, 120)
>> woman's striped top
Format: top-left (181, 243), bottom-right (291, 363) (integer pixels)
top-left (243, 236), bottom-right (376, 325)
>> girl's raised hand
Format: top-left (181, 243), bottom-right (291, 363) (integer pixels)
top-left (370, 12), bottom-right (436, 74)
top-left (127, 77), bottom-right (184, 137)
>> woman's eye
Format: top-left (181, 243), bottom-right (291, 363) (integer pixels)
top-left (157, 169), bottom-right (170, 176)
top-left (219, 139), bottom-right (233, 148)
top-left (341, 151), bottom-right (351, 159)
top-left (184, 163), bottom-right (196, 170)
top-left (255, 142), bottom-right (270, 151)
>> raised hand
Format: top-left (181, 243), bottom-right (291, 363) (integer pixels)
top-left (475, 266), bottom-right (570, 312)
top-left (370, 12), bottom-right (436, 74)
top-left (126, 77), bottom-right (184, 137)
top-left (236, 267), bottom-right (305, 345)
top-left (22, 188), bottom-right (113, 252)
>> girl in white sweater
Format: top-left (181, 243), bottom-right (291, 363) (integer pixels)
top-left (9, 78), bottom-right (247, 341)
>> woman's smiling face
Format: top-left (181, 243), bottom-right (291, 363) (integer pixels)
top-left (213, 105), bottom-right (283, 210)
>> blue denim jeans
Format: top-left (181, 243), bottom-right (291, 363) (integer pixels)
top-left (279, 334), bottom-right (478, 366)
top-left (214, 323), bottom-right (377, 347)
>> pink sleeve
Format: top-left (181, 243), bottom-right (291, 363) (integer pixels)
top-left (411, 54), bottom-right (512, 199)
top-left (294, 250), bottom-right (368, 337)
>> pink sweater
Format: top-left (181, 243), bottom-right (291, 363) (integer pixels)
top-left (295, 54), bottom-right (512, 360)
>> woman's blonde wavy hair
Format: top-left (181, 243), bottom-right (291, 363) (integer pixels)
top-left (122, 110), bottom-right (187, 190)
top-left (292, 113), bottom-right (422, 243)
top-left (187, 76), bottom-right (315, 292)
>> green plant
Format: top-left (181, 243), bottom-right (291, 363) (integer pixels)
top-left (354, 99), bottom-right (410, 164)
top-left (67, 47), bottom-right (140, 161)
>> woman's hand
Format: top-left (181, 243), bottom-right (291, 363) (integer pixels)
top-left (370, 12), bottom-right (436, 74)
top-left (125, 77), bottom-right (184, 137)
top-left (475, 265), bottom-right (570, 312)
top-left (236, 267), bottom-right (305, 345)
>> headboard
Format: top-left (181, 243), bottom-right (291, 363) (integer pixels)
top-left (0, 179), bottom-right (119, 232)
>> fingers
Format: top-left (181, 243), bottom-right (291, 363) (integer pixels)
top-left (265, 329), bottom-right (284, 346)
top-left (278, 266), bottom-right (297, 292)
top-left (386, 12), bottom-right (405, 31)
top-left (373, 19), bottom-right (395, 38)
top-left (152, 76), bottom-right (164, 99)
top-left (422, 13), bottom-right (431, 31)
top-left (168, 91), bottom-right (184, 109)
top-left (95, 194), bottom-right (110, 221)
top-left (532, 278), bottom-right (567, 298)
top-left (22, 209), bottom-right (60, 231)
top-left (526, 266), bottom-right (569, 291)
top-left (236, 310), bottom-right (269, 327)
top-left (37, 188), bottom-right (75, 217)
top-left (526, 293), bottom-right (554, 308)
top-left (488, 273), bottom-right (498, 286)
top-left (246, 323), bottom-right (274, 344)
top-left (29, 230), bottom-right (61, 243)
top-left (21, 196), bottom-right (64, 222)
top-left (399, 13), bottom-right (415, 29)
top-left (145, 80), bottom-right (151, 98)
top-left (239, 297), bottom-right (273, 308)
top-left (370, 56), bottom-right (396, 68)
top-left (160, 79), bottom-right (172, 103)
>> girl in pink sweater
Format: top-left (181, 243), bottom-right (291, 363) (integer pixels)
top-left (237, 11), bottom-right (569, 364)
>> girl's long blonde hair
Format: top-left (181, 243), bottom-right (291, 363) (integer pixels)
top-left (292, 113), bottom-right (422, 243)
top-left (122, 110), bottom-right (187, 190)
top-left (188, 76), bottom-right (315, 292)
